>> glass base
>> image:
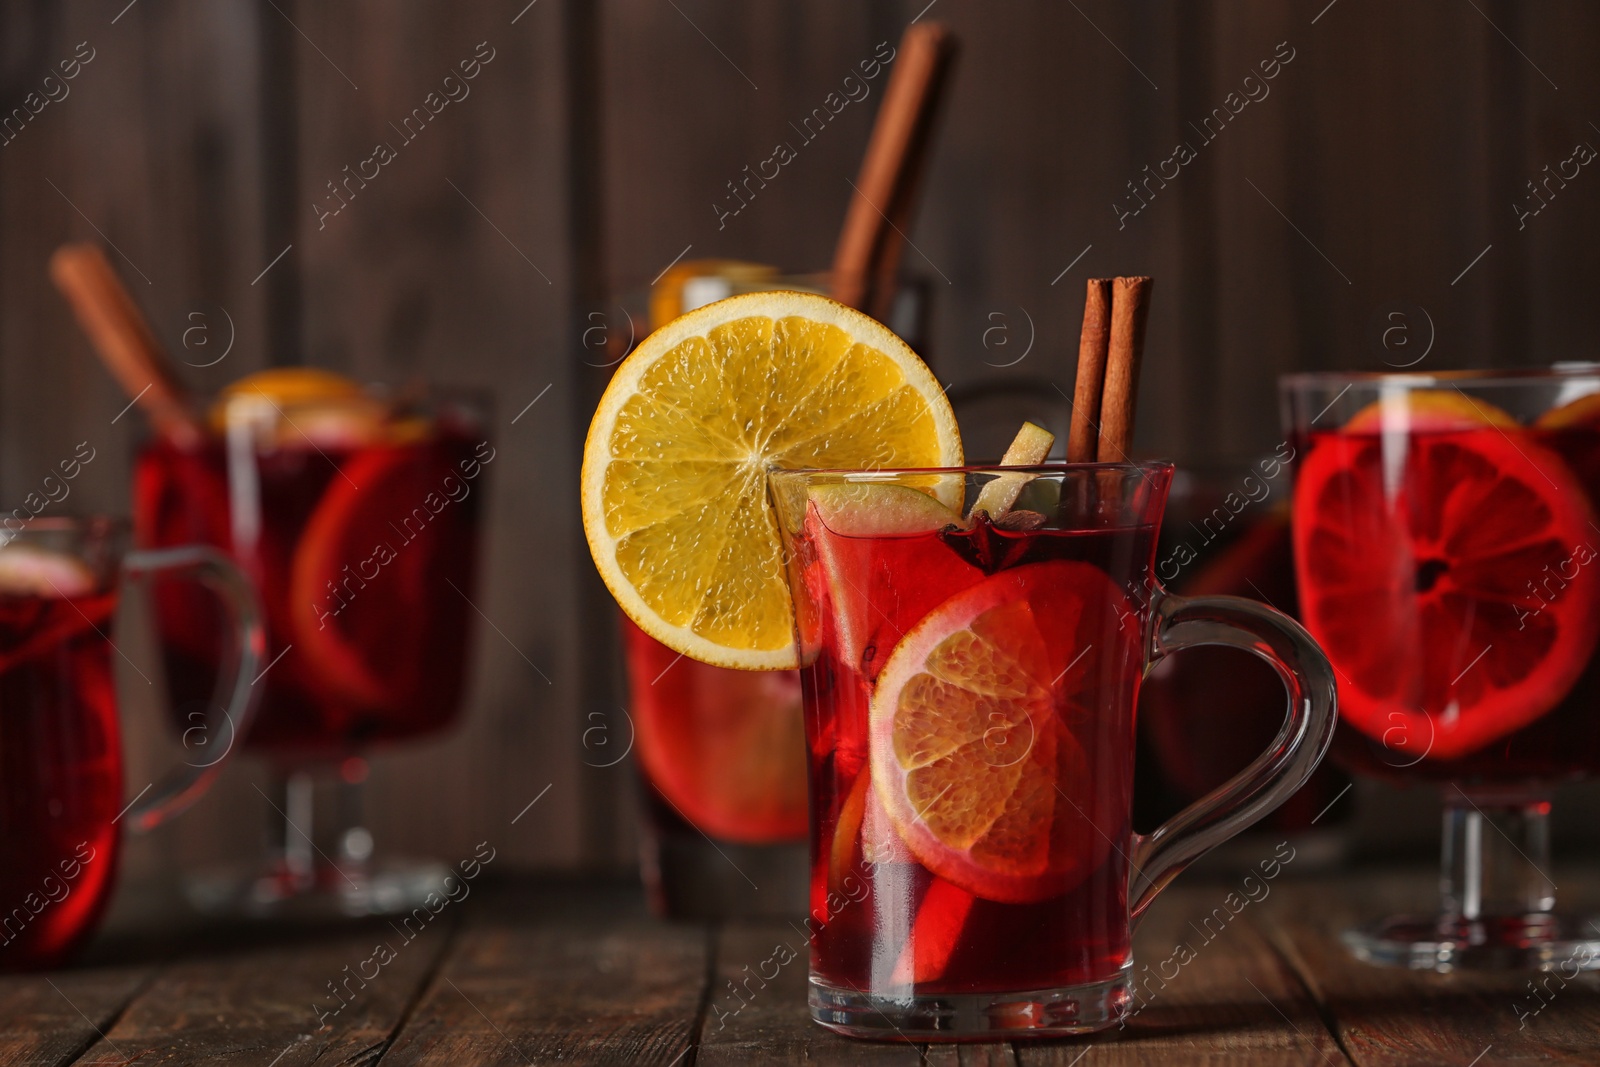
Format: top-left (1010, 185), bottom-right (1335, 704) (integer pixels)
top-left (809, 973), bottom-right (1130, 1039)
top-left (1343, 914), bottom-right (1600, 973)
top-left (184, 856), bottom-right (452, 920)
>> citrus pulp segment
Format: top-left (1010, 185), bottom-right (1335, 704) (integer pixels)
top-left (582, 292), bottom-right (963, 670)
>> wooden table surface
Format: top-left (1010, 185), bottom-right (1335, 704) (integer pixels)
top-left (6, 864), bottom-right (1598, 1066)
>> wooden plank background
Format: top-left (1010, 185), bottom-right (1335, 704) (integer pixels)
top-left (2, 0), bottom-right (1600, 893)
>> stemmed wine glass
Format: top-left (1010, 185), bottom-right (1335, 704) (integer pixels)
top-left (1284, 367), bottom-right (1600, 969)
top-left (135, 376), bottom-right (491, 916)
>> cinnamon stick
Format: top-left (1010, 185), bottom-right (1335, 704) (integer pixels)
top-left (830, 23), bottom-right (957, 317)
top-left (1067, 278), bottom-right (1112, 463)
top-left (49, 243), bottom-right (202, 447)
top-left (1096, 276), bottom-right (1153, 462)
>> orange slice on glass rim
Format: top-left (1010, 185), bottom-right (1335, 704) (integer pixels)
top-left (1295, 392), bottom-right (1600, 761)
top-left (581, 291), bottom-right (963, 670)
top-left (869, 561), bottom-right (1135, 904)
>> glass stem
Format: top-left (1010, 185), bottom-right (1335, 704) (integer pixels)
top-left (1440, 786), bottom-right (1555, 922)
top-left (337, 771), bottom-right (374, 882)
top-left (281, 770), bottom-right (316, 887)
top-left (269, 766), bottom-right (374, 892)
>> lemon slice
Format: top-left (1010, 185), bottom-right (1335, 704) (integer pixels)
top-left (581, 291), bottom-right (963, 670)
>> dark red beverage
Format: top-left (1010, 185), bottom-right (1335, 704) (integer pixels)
top-left (791, 508), bottom-right (1153, 995)
top-left (1295, 416), bottom-right (1600, 783)
top-left (0, 584), bottom-right (121, 969)
top-left (134, 425), bottom-right (488, 758)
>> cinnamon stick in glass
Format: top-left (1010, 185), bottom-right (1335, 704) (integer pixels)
top-left (1067, 278), bottom-right (1112, 463)
top-left (830, 22), bottom-right (957, 317)
top-left (49, 243), bottom-right (202, 447)
top-left (1096, 276), bottom-right (1153, 462)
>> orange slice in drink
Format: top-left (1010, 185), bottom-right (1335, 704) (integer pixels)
top-left (1535, 390), bottom-right (1600, 492)
top-left (870, 561), bottom-right (1135, 904)
top-left (1537, 390), bottom-right (1600, 430)
top-left (1295, 404), bottom-right (1600, 761)
top-left (212, 368), bottom-right (390, 448)
top-left (1341, 388), bottom-right (1517, 433)
top-left (622, 617), bottom-right (809, 843)
top-left (0, 547), bottom-right (108, 674)
top-left (288, 444), bottom-right (477, 710)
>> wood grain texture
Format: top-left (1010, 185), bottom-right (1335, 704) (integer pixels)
top-left (699, 922), bottom-right (927, 1066)
top-left (1261, 869), bottom-right (1600, 1067)
top-left (1019, 878), bottom-right (1349, 1066)
top-left (70, 915), bottom-right (458, 1066)
top-left (925, 1045), bottom-right (1020, 1067)
top-left (600, 0), bottom-right (895, 291)
top-left (895, 0), bottom-right (1182, 435)
top-left (0, 962), bottom-right (153, 1067)
top-left (23, 872), bottom-right (1600, 1063)
top-left (379, 881), bottom-right (705, 1065)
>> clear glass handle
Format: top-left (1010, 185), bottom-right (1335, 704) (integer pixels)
top-left (121, 545), bottom-right (266, 832)
top-left (1130, 590), bottom-right (1338, 925)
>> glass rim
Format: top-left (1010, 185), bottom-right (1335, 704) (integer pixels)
top-left (0, 515), bottom-right (127, 536)
top-left (136, 380), bottom-right (494, 442)
top-left (1281, 363), bottom-right (1600, 391)
top-left (769, 460), bottom-right (1175, 482)
top-left (203, 379), bottom-right (492, 406)
top-left (0, 515), bottom-right (128, 559)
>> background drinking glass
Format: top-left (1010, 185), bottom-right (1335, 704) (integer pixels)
top-left (1284, 367), bottom-right (1600, 970)
top-left (771, 463), bottom-right (1336, 1039)
top-left (0, 518), bottom-right (262, 968)
top-left (134, 383), bottom-right (490, 917)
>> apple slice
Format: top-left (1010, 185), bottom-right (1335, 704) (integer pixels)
top-left (0, 546), bottom-right (97, 598)
top-left (808, 482), bottom-right (966, 536)
top-left (968, 421), bottom-right (1056, 522)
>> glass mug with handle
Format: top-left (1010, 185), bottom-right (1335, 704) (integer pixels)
top-left (770, 462), bottom-right (1337, 1039)
top-left (0, 518), bottom-right (262, 969)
